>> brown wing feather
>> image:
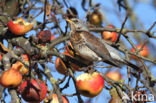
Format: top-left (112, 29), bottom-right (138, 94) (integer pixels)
top-left (80, 31), bottom-right (110, 56)
top-left (80, 31), bottom-right (121, 67)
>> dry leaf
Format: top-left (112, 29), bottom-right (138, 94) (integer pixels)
top-left (45, 1), bottom-right (52, 19)
top-left (0, 42), bottom-right (9, 52)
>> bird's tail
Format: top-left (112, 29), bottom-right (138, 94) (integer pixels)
top-left (124, 60), bottom-right (140, 71)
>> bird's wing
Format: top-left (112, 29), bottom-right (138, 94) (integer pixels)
top-left (100, 38), bottom-right (125, 62)
top-left (80, 31), bottom-right (121, 67)
top-left (99, 38), bottom-right (140, 70)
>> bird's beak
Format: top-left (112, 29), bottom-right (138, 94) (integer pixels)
top-left (66, 19), bottom-right (73, 24)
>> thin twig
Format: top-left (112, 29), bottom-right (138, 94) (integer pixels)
top-left (115, 13), bottom-right (129, 44)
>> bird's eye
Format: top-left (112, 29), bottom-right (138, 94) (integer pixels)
top-left (74, 19), bottom-right (78, 23)
top-left (77, 27), bottom-right (82, 29)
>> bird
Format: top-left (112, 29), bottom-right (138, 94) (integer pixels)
top-left (66, 18), bottom-right (140, 70)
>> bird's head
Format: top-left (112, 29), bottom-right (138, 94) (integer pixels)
top-left (66, 18), bottom-right (88, 31)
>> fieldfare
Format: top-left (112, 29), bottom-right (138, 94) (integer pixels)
top-left (66, 18), bottom-right (139, 70)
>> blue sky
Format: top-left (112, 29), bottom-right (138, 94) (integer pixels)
top-left (3, 0), bottom-right (156, 103)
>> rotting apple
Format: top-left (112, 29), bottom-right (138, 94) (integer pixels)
top-left (10, 52), bottom-right (29, 75)
top-left (131, 44), bottom-right (149, 59)
top-left (89, 10), bottom-right (102, 26)
top-left (44, 94), bottom-right (69, 103)
top-left (55, 56), bottom-right (68, 75)
top-left (55, 50), bottom-right (81, 75)
top-left (76, 72), bottom-right (104, 97)
top-left (20, 79), bottom-right (47, 103)
top-left (0, 68), bottom-right (22, 88)
top-left (12, 61), bottom-right (28, 75)
top-left (101, 24), bottom-right (117, 42)
top-left (106, 71), bottom-right (122, 81)
top-left (37, 30), bottom-right (55, 43)
top-left (8, 17), bottom-right (33, 35)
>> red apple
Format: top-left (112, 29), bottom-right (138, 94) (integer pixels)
top-left (20, 79), bottom-right (47, 102)
top-left (131, 44), bottom-right (149, 59)
top-left (0, 54), bottom-right (2, 61)
top-left (44, 94), bottom-right (69, 103)
top-left (76, 72), bottom-right (104, 97)
top-left (106, 71), bottom-right (122, 81)
top-left (8, 17), bottom-right (33, 35)
top-left (0, 68), bottom-right (22, 88)
top-left (101, 25), bottom-right (117, 42)
top-left (50, 35), bottom-right (55, 41)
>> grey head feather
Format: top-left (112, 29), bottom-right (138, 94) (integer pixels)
top-left (69, 18), bottom-right (89, 31)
